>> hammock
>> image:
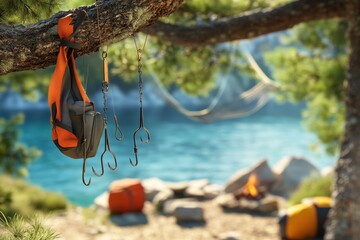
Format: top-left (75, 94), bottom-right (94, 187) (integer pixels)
top-left (151, 52), bottom-right (280, 122)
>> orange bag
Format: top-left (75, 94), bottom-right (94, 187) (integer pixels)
top-left (108, 179), bottom-right (145, 214)
top-left (48, 12), bottom-right (103, 160)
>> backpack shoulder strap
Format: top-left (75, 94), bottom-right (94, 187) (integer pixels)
top-left (58, 10), bottom-right (87, 49)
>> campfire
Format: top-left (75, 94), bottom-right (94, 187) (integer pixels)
top-left (218, 173), bottom-right (278, 214)
top-left (235, 173), bottom-right (267, 201)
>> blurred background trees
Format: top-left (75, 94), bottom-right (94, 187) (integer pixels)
top-left (0, 0), bottom-right (346, 158)
top-left (0, 0), bottom-right (352, 239)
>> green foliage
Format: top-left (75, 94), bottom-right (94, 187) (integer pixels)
top-left (289, 174), bottom-right (333, 205)
top-left (0, 212), bottom-right (58, 240)
top-left (109, 38), bottom-right (242, 96)
top-left (0, 0), bottom-right (62, 24)
top-left (172, 0), bottom-right (287, 23)
top-left (62, 0), bottom-right (94, 9)
top-left (304, 95), bottom-right (344, 155)
top-left (109, 0), bottom-right (286, 96)
top-left (0, 114), bottom-right (41, 177)
top-left (265, 20), bottom-right (347, 155)
top-left (0, 69), bottom-right (52, 101)
top-left (0, 175), bottom-right (67, 218)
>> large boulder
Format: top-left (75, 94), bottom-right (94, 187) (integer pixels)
top-left (270, 156), bottom-right (321, 197)
top-left (224, 159), bottom-right (277, 193)
top-left (142, 178), bottom-right (170, 202)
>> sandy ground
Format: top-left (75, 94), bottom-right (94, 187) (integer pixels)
top-left (45, 200), bottom-right (281, 240)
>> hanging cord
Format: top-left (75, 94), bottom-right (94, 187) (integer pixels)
top-left (91, 2), bottom-right (118, 177)
top-left (129, 34), bottom-right (151, 167)
top-left (96, 0), bottom-right (124, 141)
top-left (92, 46), bottom-right (118, 177)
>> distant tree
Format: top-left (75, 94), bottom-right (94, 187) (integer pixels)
top-left (0, 0), bottom-right (359, 239)
top-left (0, 114), bottom-right (41, 177)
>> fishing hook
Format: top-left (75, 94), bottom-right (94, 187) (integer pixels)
top-left (82, 141), bottom-right (91, 186)
top-left (114, 115), bottom-right (124, 141)
top-left (92, 127), bottom-right (117, 176)
top-left (129, 106), bottom-right (151, 166)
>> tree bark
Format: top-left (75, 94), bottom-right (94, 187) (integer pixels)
top-left (0, 0), bottom-right (345, 76)
top-left (143, 0), bottom-right (345, 47)
top-left (325, 0), bottom-right (360, 239)
top-left (0, 0), bottom-right (183, 76)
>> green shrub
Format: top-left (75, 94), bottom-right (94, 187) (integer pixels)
top-left (289, 174), bottom-right (333, 205)
top-left (0, 212), bottom-right (58, 240)
top-left (0, 175), bottom-right (67, 218)
top-left (0, 114), bottom-right (42, 177)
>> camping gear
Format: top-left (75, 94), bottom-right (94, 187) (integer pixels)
top-left (129, 35), bottom-right (151, 167)
top-left (279, 197), bottom-right (332, 239)
top-left (91, 46), bottom-right (118, 177)
top-left (48, 12), bottom-right (104, 186)
top-left (48, 8), bottom-right (150, 185)
top-left (108, 179), bottom-right (145, 214)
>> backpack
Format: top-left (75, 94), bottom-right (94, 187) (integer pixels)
top-left (48, 13), bottom-right (103, 161)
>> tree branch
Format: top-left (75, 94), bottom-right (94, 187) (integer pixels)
top-left (143, 0), bottom-right (346, 47)
top-left (0, 0), bottom-right (183, 76)
top-left (0, 0), bottom-right (346, 76)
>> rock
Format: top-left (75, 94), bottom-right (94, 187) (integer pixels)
top-left (167, 182), bottom-right (189, 196)
top-left (153, 190), bottom-right (174, 212)
top-left (218, 195), bottom-right (278, 214)
top-left (163, 198), bottom-right (198, 215)
top-left (173, 202), bottom-right (205, 222)
top-left (142, 178), bottom-right (170, 202)
top-left (110, 213), bottom-right (148, 226)
top-left (184, 179), bottom-right (210, 199)
top-left (271, 156), bottom-right (321, 197)
top-left (203, 184), bottom-right (223, 199)
top-left (215, 194), bottom-right (237, 208)
top-left (254, 197), bottom-right (279, 213)
top-left (94, 192), bottom-right (109, 209)
top-left (217, 231), bottom-right (241, 240)
top-left (224, 159), bottom-right (277, 193)
top-left (189, 179), bottom-right (210, 189)
top-left (185, 187), bottom-right (206, 199)
top-left (321, 166), bottom-right (333, 177)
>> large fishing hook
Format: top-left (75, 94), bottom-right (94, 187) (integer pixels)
top-left (82, 141), bottom-right (91, 186)
top-left (129, 106), bottom-right (151, 166)
top-left (130, 35), bottom-right (150, 167)
top-left (92, 127), bottom-right (117, 176)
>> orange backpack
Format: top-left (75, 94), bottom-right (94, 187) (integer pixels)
top-left (48, 13), bottom-right (103, 176)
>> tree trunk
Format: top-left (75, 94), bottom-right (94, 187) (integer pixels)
top-left (325, 0), bottom-right (360, 239)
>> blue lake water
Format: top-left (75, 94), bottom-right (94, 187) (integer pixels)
top-left (0, 103), bottom-right (336, 206)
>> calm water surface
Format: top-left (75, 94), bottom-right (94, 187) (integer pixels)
top-left (1, 105), bottom-right (336, 206)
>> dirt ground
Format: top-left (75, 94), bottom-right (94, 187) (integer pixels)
top-left (46, 200), bottom-right (281, 240)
